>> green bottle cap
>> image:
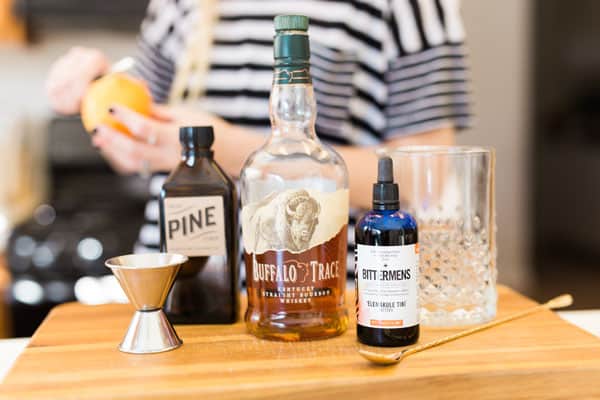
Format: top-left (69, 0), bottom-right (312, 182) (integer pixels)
top-left (273, 15), bottom-right (311, 85)
top-left (274, 15), bottom-right (309, 32)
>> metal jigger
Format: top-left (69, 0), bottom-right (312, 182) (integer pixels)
top-left (105, 253), bottom-right (188, 354)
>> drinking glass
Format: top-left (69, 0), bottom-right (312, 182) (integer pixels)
top-left (381, 146), bottom-right (497, 326)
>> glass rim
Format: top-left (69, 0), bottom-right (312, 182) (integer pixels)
top-left (105, 253), bottom-right (188, 270)
top-left (377, 145), bottom-right (494, 157)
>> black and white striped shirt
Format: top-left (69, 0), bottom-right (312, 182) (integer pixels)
top-left (133, 0), bottom-right (472, 254)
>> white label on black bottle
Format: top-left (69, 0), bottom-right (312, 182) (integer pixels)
top-left (164, 196), bottom-right (226, 257)
top-left (356, 244), bottom-right (419, 328)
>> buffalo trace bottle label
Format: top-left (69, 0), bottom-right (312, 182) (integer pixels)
top-left (240, 15), bottom-right (350, 341)
top-left (242, 188), bottom-right (348, 311)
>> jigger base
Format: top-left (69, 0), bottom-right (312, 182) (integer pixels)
top-left (119, 309), bottom-right (182, 354)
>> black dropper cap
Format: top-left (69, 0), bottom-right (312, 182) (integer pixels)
top-left (179, 126), bottom-right (214, 149)
top-left (373, 157), bottom-right (399, 210)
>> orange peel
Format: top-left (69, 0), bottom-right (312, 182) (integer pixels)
top-left (81, 73), bottom-right (152, 135)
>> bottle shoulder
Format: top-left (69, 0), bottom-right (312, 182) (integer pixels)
top-left (166, 159), bottom-right (230, 182)
top-left (240, 137), bottom-right (348, 202)
top-left (242, 137), bottom-right (345, 167)
top-left (356, 210), bottom-right (418, 231)
top-left (162, 160), bottom-right (235, 197)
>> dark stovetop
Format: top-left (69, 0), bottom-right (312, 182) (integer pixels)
top-left (6, 116), bottom-right (149, 336)
top-left (13, 0), bottom-right (148, 40)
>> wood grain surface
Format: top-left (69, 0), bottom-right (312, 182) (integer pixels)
top-left (1, 285), bottom-right (599, 399)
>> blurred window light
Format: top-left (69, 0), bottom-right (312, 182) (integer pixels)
top-left (74, 277), bottom-right (107, 305)
top-left (32, 245), bottom-right (55, 268)
top-left (0, 212), bottom-right (8, 249)
top-left (145, 200), bottom-right (159, 221)
top-left (77, 238), bottom-right (103, 261)
top-left (139, 224), bottom-right (160, 245)
top-left (13, 279), bottom-right (44, 305)
top-left (34, 204), bottom-right (56, 226)
top-left (15, 235), bottom-right (36, 257)
top-left (99, 275), bottom-right (128, 303)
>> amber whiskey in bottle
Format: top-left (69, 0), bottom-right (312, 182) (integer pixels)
top-left (159, 126), bottom-right (239, 324)
top-left (240, 16), bottom-right (349, 341)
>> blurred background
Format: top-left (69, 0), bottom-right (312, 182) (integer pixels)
top-left (0, 0), bottom-right (598, 337)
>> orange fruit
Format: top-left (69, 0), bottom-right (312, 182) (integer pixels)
top-left (80, 73), bottom-right (152, 135)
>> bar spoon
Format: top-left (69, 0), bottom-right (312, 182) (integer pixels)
top-left (359, 294), bottom-right (573, 365)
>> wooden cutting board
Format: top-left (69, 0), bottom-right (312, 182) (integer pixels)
top-left (1, 285), bottom-right (599, 399)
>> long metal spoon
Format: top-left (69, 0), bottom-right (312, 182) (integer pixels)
top-left (359, 293), bottom-right (573, 365)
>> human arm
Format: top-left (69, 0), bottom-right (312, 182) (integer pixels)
top-left (333, 127), bottom-right (455, 210)
top-left (93, 103), bottom-right (453, 209)
top-left (213, 122), bottom-right (455, 210)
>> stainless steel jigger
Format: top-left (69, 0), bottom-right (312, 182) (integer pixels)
top-left (105, 253), bottom-right (188, 354)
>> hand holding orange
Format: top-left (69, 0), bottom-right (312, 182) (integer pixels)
top-left (80, 73), bottom-right (152, 136)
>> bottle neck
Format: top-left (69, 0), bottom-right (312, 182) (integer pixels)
top-left (373, 201), bottom-right (400, 211)
top-left (372, 182), bottom-right (400, 211)
top-left (271, 30), bottom-right (316, 140)
top-left (269, 81), bottom-right (317, 140)
top-left (181, 148), bottom-right (213, 167)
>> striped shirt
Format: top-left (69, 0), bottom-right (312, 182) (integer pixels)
top-left (133, 0), bottom-right (472, 255)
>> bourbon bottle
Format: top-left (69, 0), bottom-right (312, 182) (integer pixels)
top-left (159, 126), bottom-right (239, 324)
top-left (240, 15), bottom-right (350, 341)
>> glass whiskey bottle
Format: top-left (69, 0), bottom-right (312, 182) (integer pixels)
top-left (159, 126), bottom-right (239, 324)
top-left (240, 15), bottom-right (350, 341)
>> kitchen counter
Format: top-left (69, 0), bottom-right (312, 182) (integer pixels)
top-left (1, 309), bottom-right (599, 384)
top-left (0, 337), bottom-right (29, 382)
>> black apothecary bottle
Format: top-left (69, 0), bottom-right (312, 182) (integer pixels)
top-left (159, 126), bottom-right (239, 324)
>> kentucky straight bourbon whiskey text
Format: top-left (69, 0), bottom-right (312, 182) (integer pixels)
top-left (240, 15), bottom-right (350, 341)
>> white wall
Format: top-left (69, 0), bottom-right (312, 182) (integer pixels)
top-left (0, 30), bottom-right (136, 119)
top-left (0, 31), bottom-right (137, 239)
top-left (460, 0), bottom-right (533, 292)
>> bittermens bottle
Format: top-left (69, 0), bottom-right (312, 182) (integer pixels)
top-left (355, 157), bottom-right (419, 347)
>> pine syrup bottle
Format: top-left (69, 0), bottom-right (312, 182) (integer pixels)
top-left (159, 126), bottom-right (239, 324)
top-left (355, 157), bottom-right (419, 347)
top-left (240, 15), bottom-right (350, 341)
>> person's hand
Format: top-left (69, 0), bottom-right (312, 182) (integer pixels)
top-left (45, 47), bottom-right (110, 115)
top-left (91, 104), bottom-right (220, 175)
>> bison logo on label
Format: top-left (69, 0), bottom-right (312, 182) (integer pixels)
top-left (242, 187), bottom-right (348, 256)
top-left (255, 189), bottom-right (320, 252)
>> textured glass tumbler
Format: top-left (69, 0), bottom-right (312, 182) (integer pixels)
top-left (382, 146), bottom-right (497, 327)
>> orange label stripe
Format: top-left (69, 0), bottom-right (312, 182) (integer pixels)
top-left (370, 320), bottom-right (404, 327)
